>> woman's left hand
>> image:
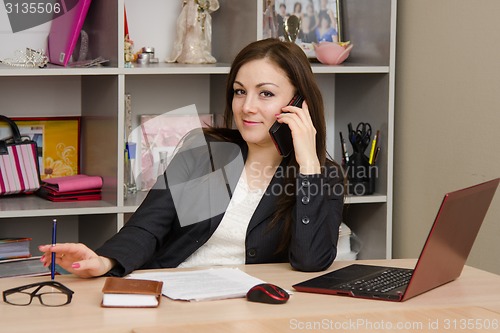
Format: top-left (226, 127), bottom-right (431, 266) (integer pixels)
top-left (276, 100), bottom-right (321, 174)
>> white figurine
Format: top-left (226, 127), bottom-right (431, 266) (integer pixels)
top-left (167, 0), bottom-right (220, 64)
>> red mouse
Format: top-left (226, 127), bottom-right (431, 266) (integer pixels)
top-left (246, 283), bottom-right (290, 304)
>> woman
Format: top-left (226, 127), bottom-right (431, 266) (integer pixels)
top-left (299, 14), bottom-right (318, 43)
top-left (292, 1), bottom-right (303, 18)
top-left (39, 38), bottom-right (344, 278)
top-left (305, 2), bottom-right (318, 32)
top-left (315, 12), bottom-right (338, 42)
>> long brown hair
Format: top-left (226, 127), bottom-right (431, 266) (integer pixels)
top-left (216, 38), bottom-right (329, 251)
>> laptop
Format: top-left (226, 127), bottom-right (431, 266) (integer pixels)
top-left (293, 178), bottom-right (499, 302)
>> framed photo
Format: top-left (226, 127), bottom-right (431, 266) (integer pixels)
top-left (263, 0), bottom-right (343, 57)
top-left (137, 113), bottom-right (214, 191)
top-left (0, 117), bottom-right (80, 180)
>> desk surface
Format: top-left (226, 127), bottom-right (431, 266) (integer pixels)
top-left (2, 259), bottom-right (500, 333)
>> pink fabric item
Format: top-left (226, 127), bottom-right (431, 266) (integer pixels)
top-left (43, 174), bottom-right (103, 193)
top-left (0, 144), bottom-right (40, 195)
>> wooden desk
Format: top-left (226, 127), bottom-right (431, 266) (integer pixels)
top-left (2, 259), bottom-right (500, 333)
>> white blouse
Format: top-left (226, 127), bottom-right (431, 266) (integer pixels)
top-left (178, 172), bottom-right (266, 268)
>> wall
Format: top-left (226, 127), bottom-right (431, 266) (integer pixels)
top-left (394, 0), bottom-right (500, 274)
top-left (0, 9), bottom-right (50, 59)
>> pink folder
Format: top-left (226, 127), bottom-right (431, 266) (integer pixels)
top-left (42, 174), bottom-right (103, 193)
top-left (47, 0), bottom-right (93, 66)
top-left (37, 186), bottom-right (102, 202)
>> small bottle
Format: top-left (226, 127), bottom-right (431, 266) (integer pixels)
top-left (123, 149), bottom-right (128, 199)
top-left (157, 151), bottom-right (169, 177)
top-left (125, 142), bottom-right (137, 194)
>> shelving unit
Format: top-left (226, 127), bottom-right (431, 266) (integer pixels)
top-left (0, 0), bottom-right (396, 259)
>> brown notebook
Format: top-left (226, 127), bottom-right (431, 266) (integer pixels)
top-left (101, 277), bottom-right (163, 308)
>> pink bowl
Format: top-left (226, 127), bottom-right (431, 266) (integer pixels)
top-left (314, 42), bottom-right (353, 65)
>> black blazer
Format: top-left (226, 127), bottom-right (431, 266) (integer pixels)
top-left (96, 129), bottom-right (344, 276)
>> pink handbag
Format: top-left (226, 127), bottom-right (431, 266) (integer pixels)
top-left (0, 115), bottom-right (41, 195)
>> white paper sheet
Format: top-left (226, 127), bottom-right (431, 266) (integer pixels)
top-left (129, 267), bottom-right (265, 301)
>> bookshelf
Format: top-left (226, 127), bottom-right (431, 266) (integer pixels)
top-left (0, 0), bottom-right (396, 259)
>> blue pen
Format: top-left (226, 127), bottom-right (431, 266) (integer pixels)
top-left (51, 218), bottom-right (57, 280)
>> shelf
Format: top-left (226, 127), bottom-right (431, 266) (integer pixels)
top-left (311, 63), bottom-right (390, 74)
top-left (123, 63), bottom-right (232, 75)
top-left (125, 62), bottom-right (390, 75)
top-left (345, 194), bottom-right (388, 204)
top-left (121, 192), bottom-right (388, 212)
top-left (123, 191), bottom-right (149, 213)
top-left (0, 63), bottom-right (389, 77)
top-left (0, 64), bottom-right (120, 77)
top-left (0, 195), bottom-right (120, 218)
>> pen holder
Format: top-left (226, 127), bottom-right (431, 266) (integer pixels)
top-left (345, 152), bottom-right (376, 196)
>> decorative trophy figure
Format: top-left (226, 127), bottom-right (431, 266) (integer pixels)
top-left (167, 0), bottom-right (220, 64)
top-left (283, 15), bottom-right (301, 43)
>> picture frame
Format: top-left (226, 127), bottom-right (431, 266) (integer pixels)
top-left (0, 117), bottom-right (80, 180)
top-left (263, 0), bottom-right (343, 57)
top-left (137, 113), bottom-right (214, 191)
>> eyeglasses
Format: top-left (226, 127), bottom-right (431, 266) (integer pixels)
top-left (3, 281), bottom-right (74, 306)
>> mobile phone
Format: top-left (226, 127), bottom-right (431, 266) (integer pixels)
top-left (269, 95), bottom-right (304, 157)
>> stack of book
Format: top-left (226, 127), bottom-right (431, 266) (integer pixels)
top-left (0, 257), bottom-right (50, 278)
top-left (0, 237), bottom-right (31, 260)
top-left (36, 174), bottom-right (103, 202)
top-left (0, 238), bottom-right (50, 278)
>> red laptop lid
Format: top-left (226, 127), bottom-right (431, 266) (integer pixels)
top-left (403, 178), bottom-right (499, 300)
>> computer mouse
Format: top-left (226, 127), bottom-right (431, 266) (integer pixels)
top-left (246, 283), bottom-right (290, 304)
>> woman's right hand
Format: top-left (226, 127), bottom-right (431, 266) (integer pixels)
top-left (39, 243), bottom-right (116, 278)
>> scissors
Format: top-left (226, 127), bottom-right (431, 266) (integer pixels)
top-left (348, 122), bottom-right (372, 153)
top-left (356, 122), bottom-right (372, 146)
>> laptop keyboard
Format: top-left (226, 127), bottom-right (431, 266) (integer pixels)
top-left (339, 268), bottom-right (413, 293)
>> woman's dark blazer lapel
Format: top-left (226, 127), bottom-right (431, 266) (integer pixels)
top-left (246, 163), bottom-right (286, 234)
